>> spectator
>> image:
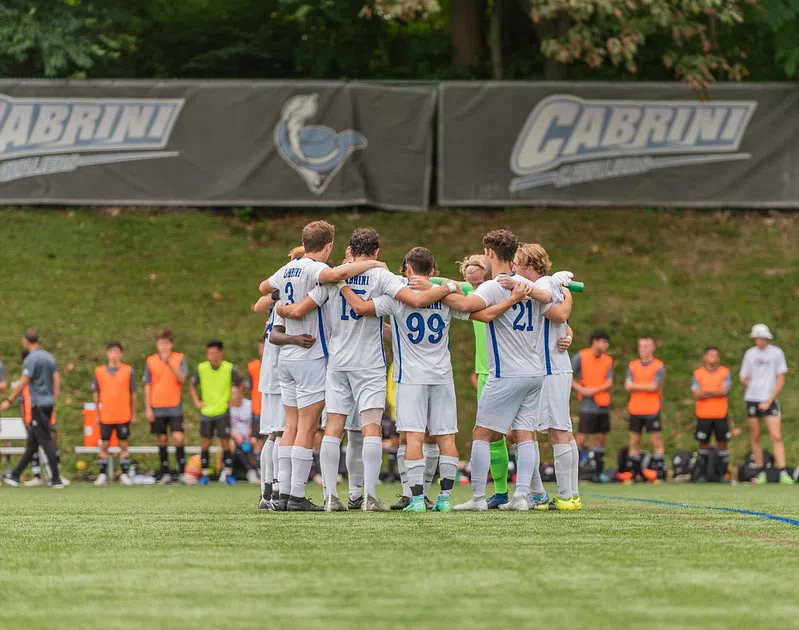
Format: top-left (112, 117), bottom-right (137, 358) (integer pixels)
top-left (0, 358), bottom-right (6, 391)
top-left (692, 347), bottom-right (732, 481)
top-left (740, 324), bottom-right (793, 485)
top-left (246, 341), bottom-right (266, 464)
top-left (229, 391), bottom-right (258, 484)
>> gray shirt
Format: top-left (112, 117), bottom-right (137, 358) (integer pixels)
top-left (22, 348), bottom-right (58, 407)
top-left (740, 345), bottom-right (788, 402)
top-left (143, 356), bottom-right (188, 417)
top-left (571, 353), bottom-right (614, 413)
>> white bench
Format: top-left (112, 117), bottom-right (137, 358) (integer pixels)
top-left (74, 445), bottom-right (218, 478)
top-left (0, 417), bottom-right (53, 478)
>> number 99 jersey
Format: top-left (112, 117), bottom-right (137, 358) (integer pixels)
top-left (374, 293), bottom-right (469, 385)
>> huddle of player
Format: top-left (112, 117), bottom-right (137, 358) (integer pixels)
top-left (254, 220), bottom-right (580, 512)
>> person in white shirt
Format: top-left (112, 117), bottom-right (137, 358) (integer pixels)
top-left (229, 393), bottom-right (259, 484)
top-left (258, 221), bottom-right (387, 512)
top-left (740, 323), bottom-right (792, 485)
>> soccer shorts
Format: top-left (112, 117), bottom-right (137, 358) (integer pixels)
top-left (101, 422), bottom-right (130, 441)
top-left (200, 412), bottom-right (231, 439)
top-left (395, 382), bottom-right (458, 436)
top-left (578, 411), bottom-right (611, 434)
top-left (279, 357), bottom-right (327, 409)
top-left (325, 367), bottom-right (386, 416)
top-left (150, 415), bottom-right (184, 435)
top-left (259, 392), bottom-right (285, 434)
top-left (535, 373), bottom-right (573, 432)
top-left (629, 414), bottom-right (662, 434)
top-left (746, 399), bottom-right (780, 419)
top-left (695, 417), bottom-right (731, 443)
top-left (476, 375), bottom-right (543, 434)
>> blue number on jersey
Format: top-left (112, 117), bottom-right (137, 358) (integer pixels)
top-left (512, 300), bottom-right (534, 331)
top-left (340, 289), bottom-right (367, 320)
top-left (406, 313), bottom-right (445, 345)
top-left (285, 282), bottom-right (295, 304)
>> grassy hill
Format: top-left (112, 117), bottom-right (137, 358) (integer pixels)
top-left (0, 207), bottom-right (797, 474)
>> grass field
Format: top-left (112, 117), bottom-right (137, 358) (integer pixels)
top-left (0, 207), bottom-right (797, 469)
top-left (1, 482), bottom-right (798, 630)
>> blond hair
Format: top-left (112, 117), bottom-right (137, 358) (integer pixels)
top-left (288, 245), bottom-right (305, 260)
top-left (458, 254), bottom-right (490, 282)
top-left (515, 243), bottom-right (552, 275)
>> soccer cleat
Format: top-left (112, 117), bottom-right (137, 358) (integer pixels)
top-left (119, 473), bottom-right (133, 487)
top-left (2, 474), bottom-right (21, 487)
top-left (94, 473), bottom-right (108, 487)
top-left (348, 495), bottom-right (364, 510)
top-left (499, 494), bottom-right (530, 511)
top-left (246, 469), bottom-right (260, 485)
top-left (24, 476), bottom-right (44, 487)
top-left (753, 472), bottom-right (768, 485)
top-left (258, 497), bottom-right (275, 511)
top-left (779, 472), bottom-right (795, 485)
top-left (363, 495), bottom-right (389, 512)
top-left (390, 495), bottom-right (411, 510)
top-left (324, 495), bottom-right (348, 512)
top-left (271, 489), bottom-right (281, 503)
top-left (433, 496), bottom-right (451, 512)
top-left (50, 480), bottom-right (65, 489)
top-left (642, 469), bottom-right (658, 483)
top-left (225, 475), bottom-right (237, 486)
top-left (570, 495), bottom-right (583, 510)
top-left (546, 496), bottom-right (579, 511)
top-left (403, 496), bottom-right (427, 512)
top-left (453, 496), bottom-right (489, 511)
top-left (287, 497), bottom-right (324, 512)
top-left (157, 474), bottom-right (172, 486)
top-left (178, 474), bottom-right (190, 485)
top-left (274, 495), bottom-right (289, 511)
top-left (424, 496), bottom-right (434, 510)
top-left (529, 492), bottom-right (550, 508)
top-left (487, 492), bottom-right (509, 509)
top-left (198, 475), bottom-right (210, 486)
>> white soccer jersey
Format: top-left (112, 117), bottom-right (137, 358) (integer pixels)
top-left (536, 276), bottom-right (573, 376)
top-left (258, 310), bottom-right (284, 395)
top-left (267, 257), bottom-right (330, 361)
top-left (309, 268), bottom-right (405, 371)
top-left (473, 275), bottom-right (551, 378)
top-left (374, 294), bottom-right (469, 385)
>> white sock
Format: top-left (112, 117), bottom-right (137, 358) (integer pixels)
top-left (290, 446), bottom-right (313, 498)
top-left (423, 443), bottom-right (440, 496)
top-left (277, 445), bottom-right (292, 495)
top-left (438, 455), bottom-right (458, 498)
top-left (272, 436), bottom-right (281, 487)
top-left (397, 445), bottom-right (410, 497)
top-left (570, 439), bottom-right (579, 497)
top-left (362, 436), bottom-right (382, 498)
top-left (514, 440), bottom-right (536, 497)
top-left (406, 458), bottom-right (425, 497)
top-left (469, 440), bottom-right (490, 499)
top-left (553, 443), bottom-right (573, 499)
top-left (320, 436), bottom-right (341, 498)
top-left (261, 438), bottom-right (275, 495)
top-left (530, 441), bottom-right (546, 496)
top-left (346, 430), bottom-right (364, 500)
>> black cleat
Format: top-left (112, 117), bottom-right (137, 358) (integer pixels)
top-left (348, 495), bottom-right (364, 510)
top-left (258, 497), bottom-right (275, 511)
top-left (287, 496), bottom-right (324, 512)
top-left (424, 496), bottom-right (434, 511)
top-left (271, 489), bottom-right (280, 503)
top-left (2, 474), bottom-right (20, 487)
top-left (273, 494), bottom-right (290, 512)
top-left (391, 495), bottom-right (411, 510)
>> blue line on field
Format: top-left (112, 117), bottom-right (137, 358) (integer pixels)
top-left (592, 495), bottom-right (799, 528)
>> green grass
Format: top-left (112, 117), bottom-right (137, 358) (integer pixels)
top-left (1, 482), bottom-right (798, 629)
top-left (0, 207), bottom-right (797, 469)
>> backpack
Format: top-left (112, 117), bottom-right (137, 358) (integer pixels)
top-left (672, 449), bottom-right (694, 481)
top-left (705, 449), bottom-right (722, 483)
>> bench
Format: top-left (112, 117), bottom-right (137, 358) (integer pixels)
top-left (0, 417), bottom-right (54, 478)
top-left (74, 445), bottom-right (218, 478)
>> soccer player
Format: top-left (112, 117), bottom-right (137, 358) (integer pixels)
top-left (277, 227), bottom-right (454, 512)
top-left (1, 329), bottom-right (64, 489)
top-left (692, 347), bottom-right (731, 481)
top-left (625, 336), bottom-right (666, 482)
top-left (572, 331), bottom-right (614, 481)
top-left (144, 329), bottom-right (189, 484)
top-left (740, 323), bottom-right (792, 485)
top-left (259, 221), bottom-right (389, 511)
top-left (0, 359), bottom-right (6, 391)
top-left (190, 339), bottom-right (242, 485)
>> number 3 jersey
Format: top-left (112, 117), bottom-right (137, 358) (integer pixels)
top-left (309, 268), bottom-right (406, 372)
top-left (373, 292), bottom-right (469, 385)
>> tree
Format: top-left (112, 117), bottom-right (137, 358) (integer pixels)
top-left (757, 0), bottom-right (799, 77)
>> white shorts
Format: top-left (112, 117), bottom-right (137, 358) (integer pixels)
top-left (395, 382), bottom-right (457, 436)
top-left (259, 392), bottom-right (285, 434)
top-left (279, 357), bottom-right (327, 409)
top-left (535, 373), bottom-right (573, 432)
top-left (320, 408), bottom-right (363, 432)
top-left (325, 367), bottom-right (386, 416)
top-left (476, 375), bottom-right (544, 434)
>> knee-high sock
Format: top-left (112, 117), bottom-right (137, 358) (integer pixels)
top-left (159, 446), bottom-right (169, 474)
top-left (489, 438), bottom-right (509, 495)
top-left (530, 442), bottom-right (546, 495)
top-left (470, 440), bottom-right (491, 499)
top-left (362, 436), bottom-right (382, 498)
top-left (346, 430), bottom-right (364, 500)
top-left (570, 439), bottom-right (579, 495)
top-left (261, 438), bottom-right (275, 496)
top-left (406, 458), bottom-right (425, 497)
top-left (176, 446), bottom-right (186, 474)
top-left (290, 446), bottom-right (313, 498)
top-left (277, 445), bottom-right (292, 496)
top-left (397, 445), bottom-right (410, 498)
top-left (320, 436), bottom-right (341, 498)
top-left (514, 440), bottom-right (536, 497)
top-left (438, 455), bottom-right (458, 498)
top-left (423, 443), bottom-right (440, 497)
top-left (553, 443), bottom-right (573, 498)
top-left (272, 436), bottom-right (281, 485)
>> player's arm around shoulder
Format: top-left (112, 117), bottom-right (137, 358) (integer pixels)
top-left (340, 284), bottom-right (378, 316)
top-left (277, 295), bottom-right (318, 320)
top-left (469, 281), bottom-right (527, 322)
top-left (545, 288), bottom-right (572, 324)
top-left (318, 259), bottom-right (387, 284)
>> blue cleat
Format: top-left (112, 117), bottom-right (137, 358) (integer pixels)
top-left (487, 492), bottom-right (509, 509)
top-left (225, 475), bottom-right (237, 486)
top-left (198, 475), bottom-right (210, 486)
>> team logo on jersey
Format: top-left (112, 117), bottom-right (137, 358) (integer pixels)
top-left (509, 95), bottom-right (757, 192)
top-left (0, 94), bottom-right (184, 184)
top-left (275, 94), bottom-right (367, 195)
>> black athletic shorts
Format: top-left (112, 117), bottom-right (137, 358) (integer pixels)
top-left (695, 417), bottom-right (731, 443)
top-left (100, 422), bottom-right (131, 441)
top-left (746, 400), bottom-right (780, 419)
top-left (578, 411), bottom-right (610, 435)
top-left (200, 413), bottom-right (231, 439)
top-left (150, 415), bottom-right (184, 435)
top-left (251, 414), bottom-right (264, 439)
top-left (629, 414), bottom-right (661, 434)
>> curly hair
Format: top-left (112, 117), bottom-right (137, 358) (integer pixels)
top-left (349, 227), bottom-right (380, 258)
top-left (483, 229), bottom-right (518, 263)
